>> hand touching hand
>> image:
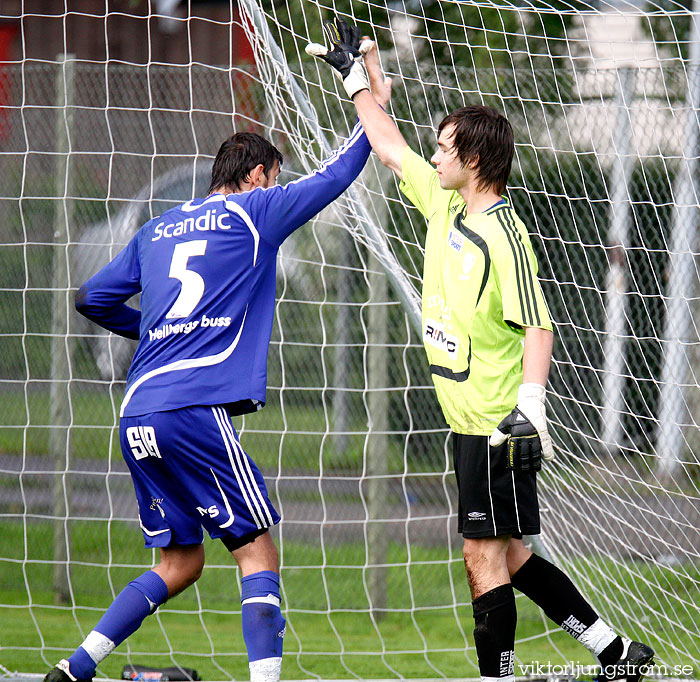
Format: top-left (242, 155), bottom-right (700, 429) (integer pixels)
top-left (305, 17), bottom-right (372, 99)
top-left (361, 39), bottom-right (392, 108)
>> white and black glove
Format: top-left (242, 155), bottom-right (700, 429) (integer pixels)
top-left (305, 16), bottom-right (374, 99)
top-left (489, 383), bottom-right (554, 472)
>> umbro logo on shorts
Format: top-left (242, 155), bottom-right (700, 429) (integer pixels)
top-left (467, 511), bottom-right (487, 521)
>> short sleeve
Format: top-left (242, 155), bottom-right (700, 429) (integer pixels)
top-left (399, 146), bottom-right (445, 219)
top-left (492, 224), bottom-right (552, 331)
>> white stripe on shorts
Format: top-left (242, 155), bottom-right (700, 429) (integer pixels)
top-left (210, 467), bottom-right (235, 529)
top-left (211, 407), bottom-right (264, 529)
top-left (511, 471), bottom-right (521, 534)
top-left (138, 514), bottom-right (170, 537)
top-left (216, 407), bottom-right (274, 527)
top-left (487, 441), bottom-right (497, 536)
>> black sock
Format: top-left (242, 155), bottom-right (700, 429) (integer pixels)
top-left (512, 554), bottom-right (623, 664)
top-left (472, 584), bottom-right (516, 679)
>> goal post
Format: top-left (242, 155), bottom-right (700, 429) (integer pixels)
top-left (1, 1), bottom-right (699, 679)
top-left (50, 52), bottom-right (76, 607)
top-left (657, 2), bottom-right (700, 479)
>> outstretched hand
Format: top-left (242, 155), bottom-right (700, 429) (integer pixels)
top-left (361, 38), bottom-right (392, 108)
top-left (305, 17), bottom-right (371, 99)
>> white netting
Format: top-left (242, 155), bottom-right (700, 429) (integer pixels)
top-left (0, 0), bottom-right (698, 679)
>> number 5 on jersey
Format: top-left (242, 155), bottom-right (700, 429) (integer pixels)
top-left (166, 240), bottom-right (208, 319)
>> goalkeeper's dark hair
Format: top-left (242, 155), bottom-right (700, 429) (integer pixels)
top-left (438, 106), bottom-right (514, 195)
top-left (208, 132), bottom-right (283, 194)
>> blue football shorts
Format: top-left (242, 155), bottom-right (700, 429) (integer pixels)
top-left (119, 404), bottom-right (280, 550)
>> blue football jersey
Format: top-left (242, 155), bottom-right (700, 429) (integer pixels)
top-left (76, 122), bottom-right (371, 417)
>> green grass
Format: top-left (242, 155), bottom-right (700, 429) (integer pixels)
top-left (0, 387), bottom-right (122, 461)
top-left (0, 521), bottom-right (578, 678)
top-left (1, 520), bottom-right (698, 679)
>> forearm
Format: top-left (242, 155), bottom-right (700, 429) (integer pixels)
top-left (351, 89), bottom-right (406, 177)
top-left (522, 327), bottom-right (553, 387)
top-left (269, 122), bottom-right (371, 241)
top-left (492, 326), bottom-right (555, 465)
top-left (76, 285), bottom-right (141, 340)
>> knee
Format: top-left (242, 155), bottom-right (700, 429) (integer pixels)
top-left (462, 541), bottom-right (487, 577)
top-left (462, 538), bottom-right (501, 568)
top-left (506, 540), bottom-right (532, 577)
top-left (462, 537), bottom-right (509, 595)
top-left (158, 545), bottom-right (205, 595)
top-left (233, 531), bottom-right (279, 575)
top-left (269, 542), bottom-right (280, 573)
top-left (462, 538), bottom-right (479, 561)
top-left (187, 548), bottom-right (206, 582)
top-left (186, 559), bottom-right (204, 585)
top-left (168, 558), bottom-right (203, 595)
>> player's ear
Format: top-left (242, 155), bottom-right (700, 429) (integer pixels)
top-left (247, 163), bottom-right (266, 188)
top-left (466, 154), bottom-right (480, 170)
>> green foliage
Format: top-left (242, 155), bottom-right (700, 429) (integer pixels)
top-left (269, 0), bottom-right (574, 71)
top-left (641, 0), bottom-right (694, 62)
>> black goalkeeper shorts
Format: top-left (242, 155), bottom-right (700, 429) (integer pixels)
top-left (453, 433), bottom-right (540, 539)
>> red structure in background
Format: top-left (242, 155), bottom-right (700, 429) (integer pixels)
top-left (232, 4), bottom-right (255, 64)
top-left (0, 21), bottom-right (19, 140)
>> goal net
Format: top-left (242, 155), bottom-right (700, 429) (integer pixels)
top-left (1, 0), bottom-right (698, 679)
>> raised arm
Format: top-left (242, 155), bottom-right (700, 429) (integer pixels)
top-left (251, 121), bottom-right (371, 245)
top-left (306, 17), bottom-right (406, 179)
top-left (352, 43), bottom-right (406, 179)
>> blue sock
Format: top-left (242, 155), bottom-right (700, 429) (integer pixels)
top-left (241, 570), bottom-right (286, 664)
top-left (67, 570), bottom-right (168, 678)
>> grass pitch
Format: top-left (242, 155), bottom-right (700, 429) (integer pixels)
top-left (1, 520), bottom-right (698, 679)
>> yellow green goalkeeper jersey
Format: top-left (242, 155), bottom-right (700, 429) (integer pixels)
top-left (400, 146), bottom-right (552, 435)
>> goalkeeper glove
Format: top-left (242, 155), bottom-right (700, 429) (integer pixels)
top-left (489, 383), bottom-right (554, 472)
top-left (305, 17), bottom-right (373, 99)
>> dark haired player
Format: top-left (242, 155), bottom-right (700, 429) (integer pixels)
top-left (44, 42), bottom-right (384, 681)
top-left (309, 17), bottom-right (654, 682)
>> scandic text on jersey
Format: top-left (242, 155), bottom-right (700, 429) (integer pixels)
top-left (152, 209), bottom-right (227, 241)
